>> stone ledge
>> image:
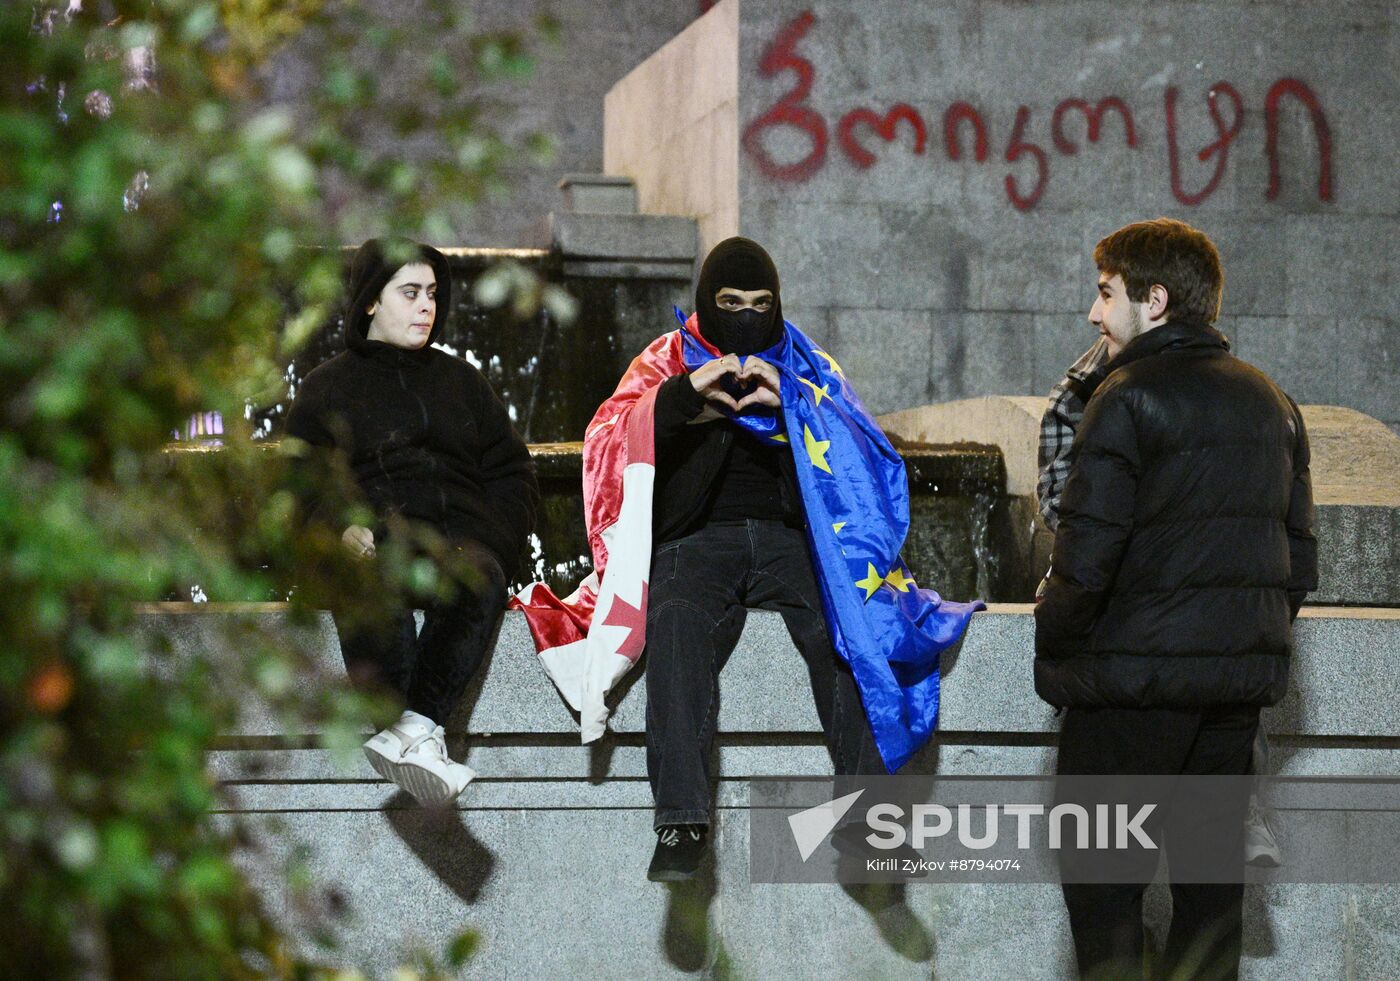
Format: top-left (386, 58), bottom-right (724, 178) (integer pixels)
top-left (557, 173), bottom-right (639, 214)
top-left (880, 397), bottom-right (1400, 604)
top-left (210, 742), bottom-right (1400, 789)
top-left (881, 397), bottom-right (1045, 499)
top-left (138, 605), bottom-right (1400, 740)
top-left (550, 212), bottom-right (698, 262)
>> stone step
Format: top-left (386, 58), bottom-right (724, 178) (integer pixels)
top-left (140, 604), bottom-right (1400, 741)
top-left (232, 804), bottom-right (1396, 981)
top-left (540, 211), bottom-right (698, 279)
top-left (212, 741), bottom-right (1399, 791)
top-left (156, 600), bottom-right (1400, 978)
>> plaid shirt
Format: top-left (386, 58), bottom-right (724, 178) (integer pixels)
top-left (1036, 337), bottom-right (1111, 531)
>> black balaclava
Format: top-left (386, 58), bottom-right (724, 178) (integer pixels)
top-left (344, 237), bottom-right (452, 353)
top-left (695, 236), bottom-right (784, 356)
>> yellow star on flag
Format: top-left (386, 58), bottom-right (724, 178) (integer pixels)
top-left (803, 425), bottom-right (832, 474)
top-left (770, 433), bottom-right (788, 443)
top-left (814, 349), bottom-right (846, 380)
top-left (832, 521), bottom-right (846, 534)
top-left (884, 566), bottom-right (915, 592)
top-left (855, 563), bottom-right (884, 601)
top-left (799, 376), bottom-right (831, 407)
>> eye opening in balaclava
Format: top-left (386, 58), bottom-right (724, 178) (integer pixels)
top-left (695, 236), bottom-right (784, 356)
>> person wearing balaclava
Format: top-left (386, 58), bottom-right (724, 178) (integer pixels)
top-left (639, 237), bottom-right (885, 880)
top-left (285, 238), bottom-right (539, 807)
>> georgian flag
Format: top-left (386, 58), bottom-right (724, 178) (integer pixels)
top-left (509, 331), bottom-right (686, 742)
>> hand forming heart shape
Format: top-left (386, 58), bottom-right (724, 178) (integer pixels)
top-left (689, 355), bottom-right (783, 414)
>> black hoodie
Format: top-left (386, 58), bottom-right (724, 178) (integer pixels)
top-left (285, 239), bottom-right (539, 580)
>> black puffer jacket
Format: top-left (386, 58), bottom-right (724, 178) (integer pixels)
top-left (1034, 321), bottom-right (1317, 709)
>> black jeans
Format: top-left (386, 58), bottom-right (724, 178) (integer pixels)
top-left (644, 520), bottom-right (884, 829)
top-left (335, 539), bottom-right (508, 726)
top-left (1056, 704), bottom-right (1259, 981)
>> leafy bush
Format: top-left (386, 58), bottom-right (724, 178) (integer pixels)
top-left (0, 1), bottom-right (553, 976)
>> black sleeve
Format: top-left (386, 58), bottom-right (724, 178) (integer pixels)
top-left (284, 368), bottom-right (336, 449)
top-left (653, 373), bottom-right (709, 441)
top-left (1284, 401), bottom-right (1318, 619)
top-left (472, 369), bottom-right (540, 578)
top-left (282, 369), bottom-right (343, 530)
top-left (1035, 386), bottom-right (1140, 642)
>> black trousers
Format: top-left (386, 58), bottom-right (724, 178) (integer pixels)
top-left (644, 520), bottom-right (884, 829)
top-left (335, 539), bottom-right (508, 726)
top-left (1056, 704), bottom-right (1259, 981)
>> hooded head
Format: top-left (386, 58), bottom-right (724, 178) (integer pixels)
top-left (344, 238), bottom-right (451, 353)
top-left (695, 236), bottom-right (784, 355)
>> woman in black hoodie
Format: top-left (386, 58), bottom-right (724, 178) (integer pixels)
top-left (286, 238), bottom-right (539, 806)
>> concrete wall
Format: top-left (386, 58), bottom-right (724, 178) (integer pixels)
top-left (719, 0), bottom-right (1400, 426)
top-left (151, 603), bottom-right (1400, 978)
top-left (604, 0), bottom-right (739, 253)
top-left (267, 0), bottom-right (700, 246)
top-left (267, 0), bottom-right (1398, 431)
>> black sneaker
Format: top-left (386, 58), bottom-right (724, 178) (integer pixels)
top-left (647, 824), bottom-right (709, 882)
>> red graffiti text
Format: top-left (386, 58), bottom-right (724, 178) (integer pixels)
top-left (744, 11), bottom-right (1336, 210)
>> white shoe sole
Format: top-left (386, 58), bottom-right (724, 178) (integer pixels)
top-left (363, 743), bottom-right (459, 807)
top-left (1245, 845), bottom-right (1282, 868)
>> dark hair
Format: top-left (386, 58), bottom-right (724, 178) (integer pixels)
top-left (343, 237), bottom-right (450, 351)
top-left (1094, 218), bottom-right (1224, 324)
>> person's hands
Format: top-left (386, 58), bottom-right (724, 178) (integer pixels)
top-left (687, 354), bottom-right (782, 419)
top-left (736, 356), bottom-right (782, 411)
top-left (688, 354), bottom-right (743, 412)
top-left (342, 524), bottom-right (376, 559)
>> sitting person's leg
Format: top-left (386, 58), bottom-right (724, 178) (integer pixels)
top-left (405, 539), bottom-right (508, 726)
top-left (745, 520), bottom-right (926, 872)
top-left (334, 605), bottom-right (418, 704)
top-left (644, 524), bottom-right (749, 879)
top-left (353, 541), bottom-right (507, 807)
top-left (744, 521), bottom-right (882, 776)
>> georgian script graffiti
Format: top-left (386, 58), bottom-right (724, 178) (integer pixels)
top-left (741, 12), bottom-right (1335, 210)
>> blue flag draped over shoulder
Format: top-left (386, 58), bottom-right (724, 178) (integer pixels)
top-left (675, 310), bottom-right (985, 772)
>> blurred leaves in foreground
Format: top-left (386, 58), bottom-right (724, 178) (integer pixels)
top-left (1, 0), bottom-right (555, 976)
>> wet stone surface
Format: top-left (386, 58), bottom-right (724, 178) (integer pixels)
top-left (521, 441), bottom-right (1013, 603)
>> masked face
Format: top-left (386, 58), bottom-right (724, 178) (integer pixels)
top-left (696, 237), bottom-right (784, 355)
top-left (713, 287), bottom-right (776, 353)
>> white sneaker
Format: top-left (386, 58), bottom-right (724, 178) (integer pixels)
top-left (363, 711), bottom-right (477, 806)
top-left (1244, 796), bottom-right (1282, 868)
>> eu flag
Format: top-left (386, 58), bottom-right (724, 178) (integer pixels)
top-left (677, 312), bottom-right (984, 772)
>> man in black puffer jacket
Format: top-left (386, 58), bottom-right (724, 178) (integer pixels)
top-left (1035, 218), bottom-right (1317, 980)
top-left (286, 238), bottom-right (538, 807)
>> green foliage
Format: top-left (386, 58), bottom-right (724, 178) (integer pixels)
top-left (1, 1), bottom-right (552, 976)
